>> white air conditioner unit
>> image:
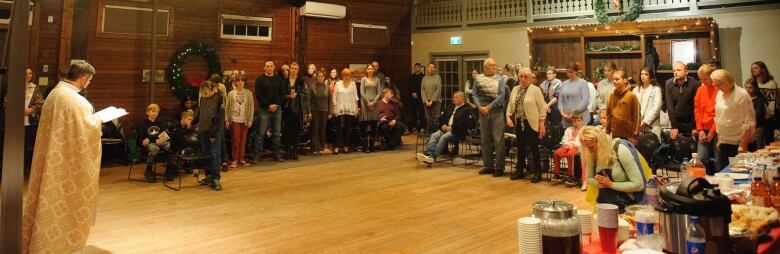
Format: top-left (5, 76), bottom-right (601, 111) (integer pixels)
top-left (300, 2), bottom-right (346, 20)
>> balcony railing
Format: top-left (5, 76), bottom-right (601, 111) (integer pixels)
top-left (414, 0), bottom-right (774, 29)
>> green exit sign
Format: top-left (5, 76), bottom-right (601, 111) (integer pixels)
top-left (450, 36), bottom-right (462, 45)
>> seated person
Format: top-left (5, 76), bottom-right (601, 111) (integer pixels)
top-left (552, 112), bottom-right (584, 187)
top-left (377, 88), bottom-right (406, 150)
top-left (165, 111), bottom-right (196, 179)
top-left (417, 91), bottom-right (475, 165)
top-left (137, 103), bottom-right (171, 182)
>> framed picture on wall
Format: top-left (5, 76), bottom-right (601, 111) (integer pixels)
top-left (142, 69), bottom-right (166, 83)
top-left (671, 39), bottom-right (696, 64)
top-left (349, 64), bottom-right (368, 83)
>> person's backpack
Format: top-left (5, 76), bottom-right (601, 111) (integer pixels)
top-left (612, 139), bottom-right (653, 205)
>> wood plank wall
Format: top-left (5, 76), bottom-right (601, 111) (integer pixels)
top-left (302, 0), bottom-right (412, 94)
top-left (28, 0), bottom-right (411, 134)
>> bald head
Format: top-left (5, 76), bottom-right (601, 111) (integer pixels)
top-left (483, 58), bottom-right (497, 76)
top-left (673, 61), bottom-right (688, 82)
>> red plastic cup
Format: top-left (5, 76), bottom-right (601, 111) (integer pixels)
top-left (598, 226), bottom-right (618, 253)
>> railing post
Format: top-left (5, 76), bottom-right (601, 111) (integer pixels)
top-left (527, 0), bottom-right (534, 23)
top-left (690, 0), bottom-right (699, 11)
top-left (461, 0), bottom-right (466, 27)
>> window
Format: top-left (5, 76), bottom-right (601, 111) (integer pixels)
top-left (101, 4), bottom-right (170, 36)
top-left (220, 14), bottom-right (272, 41)
top-left (0, 1), bottom-right (34, 25)
top-left (351, 23), bottom-right (388, 47)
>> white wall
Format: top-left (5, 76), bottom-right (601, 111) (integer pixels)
top-left (411, 8), bottom-right (780, 82)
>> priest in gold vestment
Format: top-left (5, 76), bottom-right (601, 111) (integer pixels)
top-left (22, 62), bottom-right (102, 254)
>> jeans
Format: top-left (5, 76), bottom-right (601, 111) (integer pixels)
top-left (253, 109), bottom-right (282, 157)
top-left (696, 133), bottom-right (717, 175)
top-left (424, 101), bottom-right (441, 130)
top-left (146, 141), bottom-right (171, 163)
top-left (425, 130), bottom-right (459, 159)
top-left (199, 130), bottom-right (223, 180)
top-left (479, 109), bottom-right (505, 171)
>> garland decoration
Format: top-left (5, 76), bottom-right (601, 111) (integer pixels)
top-left (166, 42), bottom-right (222, 101)
top-left (594, 0), bottom-right (643, 24)
top-left (586, 44), bottom-right (640, 52)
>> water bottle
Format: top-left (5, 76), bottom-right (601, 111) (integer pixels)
top-left (680, 157), bottom-right (689, 179)
top-left (686, 216), bottom-right (707, 254)
top-left (635, 207), bottom-right (654, 241)
top-left (645, 176), bottom-right (659, 207)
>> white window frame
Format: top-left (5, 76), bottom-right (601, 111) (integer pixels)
top-left (350, 23), bottom-right (388, 45)
top-left (220, 14), bottom-right (272, 41)
top-left (101, 4), bottom-right (171, 36)
top-left (0, 1), bottom-right (34, 25)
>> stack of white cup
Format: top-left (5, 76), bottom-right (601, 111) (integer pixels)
top-left (577, 209), bottom-right (593, 245)
top-left (517, 217), bottom-right (542, 254)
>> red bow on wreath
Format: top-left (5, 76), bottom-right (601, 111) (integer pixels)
top-left (186, 73), bottom-right (206, 88)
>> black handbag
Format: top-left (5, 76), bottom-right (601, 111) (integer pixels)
top-left (595, 168), bottom-right (638, 213)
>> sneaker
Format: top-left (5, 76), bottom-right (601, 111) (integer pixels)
top-left (200, 176), bottom-right (213, 187)
top-left (492, 170), bottom-right (504, 177)
top-left (581, 183), bottom-right (588, 191)
top-left (416, 153), bottom-right (434, 165)
top-left (239, 161), bottom-right (250, 167)
top-left (551, 174), bottom-right (563, 182)
top-left (478, 168), bottom-right (494, 175)
top-left (229, 161), bottom-right (238, 168)
top-left (144, 165), bottom-right (156, 182)
top-left (212, 179), bottom-right (222, 190)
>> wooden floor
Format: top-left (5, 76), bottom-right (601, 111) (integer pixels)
top-left (85, 135), bottom-right (588, 253)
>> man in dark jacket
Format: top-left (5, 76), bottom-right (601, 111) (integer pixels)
top-left (416, 91), bottom-right (475, 165)
top-left (665, 61), bottom-right (701, 139)
top-left (252, 60), bottom-right (288, 162)
top-left (407, 63), bottom-right (424, 132)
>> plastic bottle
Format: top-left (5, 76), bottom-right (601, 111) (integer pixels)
top-left (645, 176), bottom-right (659, 207)
top-left (680, 157), bottom-right (689, 179)
top-left (688, 154), bottom-right (706, 178)
top-left (635, 207), bottom-right (662, 250)
top-left (686, 216), bottom-right (706, 254)
top-left (771, 176), bottom-right (780, 212)
top-left (751, 174), bottom-right (771, 207)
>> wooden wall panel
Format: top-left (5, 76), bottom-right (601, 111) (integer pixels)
top-left (651, 33), bottom-right (712, 66)
top-left (532, 38), bottom-right (581, 70)
top-left (302, 0), bottom-right (412, 93)
top-left (84, 0), bottom-right (294, 133)
top-left (32, 0), bottom-right (65, 87)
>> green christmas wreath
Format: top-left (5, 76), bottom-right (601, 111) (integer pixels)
top-left (166, 42), bottom-right (222, 101)
top-left (594, 0), bottom-right (643, 24)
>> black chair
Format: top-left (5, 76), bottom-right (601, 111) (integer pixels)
top-left (164, 129), bottom-right (210, 191)
top-left (101, 119), bottom-right (128, 165)
top-left (655, 131), bottom-right (697, 177)
top-left (636, 132), bottom-right (662, 167)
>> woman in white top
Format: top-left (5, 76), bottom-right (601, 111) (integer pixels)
top-left (333, 68), bottom-right (360, 154)
top-left (714, 69), bottom-right (756, 170)
top-left (632, 68), bottom-right (663, 140)
top-left (225, 75), bottom-right (254, 167)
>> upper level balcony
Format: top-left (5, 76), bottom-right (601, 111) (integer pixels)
top-left (413, 0), bottom-right (778, 30)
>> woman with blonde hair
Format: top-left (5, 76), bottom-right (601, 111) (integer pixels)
top-left (713, 69), bottom-right (755, 170)
top-left (333, 68), bottom-right (360, 154)
top-left (579, 126), bottom-right (644, 211)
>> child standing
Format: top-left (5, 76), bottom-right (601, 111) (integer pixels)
top-left (196, 81), bottom-right (225, 191)
top-left (225, 75), bottom-right (254, 167)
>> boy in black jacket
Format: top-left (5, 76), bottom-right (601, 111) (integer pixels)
top-left (137, 104), bottom-right (170, 182)
top-left (416, 91), bottom-right (475, 165)
top-left (196, 81), bottom-right (225, 190)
